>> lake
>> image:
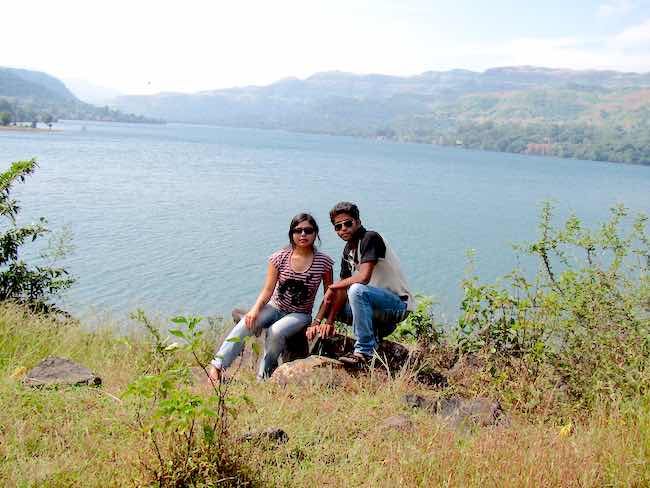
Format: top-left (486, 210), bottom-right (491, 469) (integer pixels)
top-left (1, 121), bottom-right (649, 324)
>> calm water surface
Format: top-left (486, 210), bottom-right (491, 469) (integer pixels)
top-left (1, 121), bottom-right (649, 324)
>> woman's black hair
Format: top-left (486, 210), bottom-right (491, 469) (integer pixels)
top-left (288, 213), bottom-right (320, 250)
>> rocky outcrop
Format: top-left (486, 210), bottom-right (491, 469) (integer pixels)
top-left (446, 353), bottom-right (486, 388)
top-left (23, 357), bottom-right (101, 387)
top-left (403, 393), bottom-right (505, 427)
top-left (238, 427), bottom-right (288, 444)
top-left (312, 333), bottom-right (414, 372)
top-left (270, 355), bottom-right (347, 387)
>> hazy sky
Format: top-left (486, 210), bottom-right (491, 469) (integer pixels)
top-left (3, 0), bottom-right (650, 95)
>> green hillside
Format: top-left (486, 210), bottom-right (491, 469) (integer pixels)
top-left (0, 67), bottom-right (161, 125)
top-left (112, 66), bottom-right (650, 165)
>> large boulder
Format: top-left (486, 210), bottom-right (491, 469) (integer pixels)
top-left (23, 357), bottom-right (101, 388)
top-left (270, 355), bottom-right (347, 387)
top-left (403, 393), bottom-right (505, 427)
top-left (311, 333), bottom-right (414, 372)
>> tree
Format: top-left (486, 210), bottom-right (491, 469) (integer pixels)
top-left (0, 112), bottom-right (11, 126)
top-left (0, 159), bottom-right (74, 312)
top-left (41, 113), bottom-right (53, 129)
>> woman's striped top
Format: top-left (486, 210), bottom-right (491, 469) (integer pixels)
top-left (268, 247), bottom-right (334, 314)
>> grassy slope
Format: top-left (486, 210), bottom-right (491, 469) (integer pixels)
top-left (1, 304), bottom-right (650, 487)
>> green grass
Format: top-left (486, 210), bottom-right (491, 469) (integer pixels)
top-left (1, 303), bottom-right (650, 487)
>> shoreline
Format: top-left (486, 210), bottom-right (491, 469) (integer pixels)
top-left (0, 125), bottom-right (61, 133)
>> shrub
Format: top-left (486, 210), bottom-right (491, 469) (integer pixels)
top-left (0, 159), bottom-right (74, 312)
top-left (126, 314), bottom-right (257, 487)
top-left (454, 202), bottom-right (650, 413)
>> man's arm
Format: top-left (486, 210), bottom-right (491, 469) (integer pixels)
top-left (328, 261), bottom-right (376, 289)
top-left (306, 269), bottom-right (333, 341)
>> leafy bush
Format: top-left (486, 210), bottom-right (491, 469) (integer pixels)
top-left (390, 295), bottom-right (442, 346)
top-left (126, 314), bottom-right (256, 487)
top-left (0, 159), bottom-right (74, 312)
top-left (454, 202), bottom-right (650, 412)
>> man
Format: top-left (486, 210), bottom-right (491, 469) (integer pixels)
top-left (306, 201), bottom-right (413, 366)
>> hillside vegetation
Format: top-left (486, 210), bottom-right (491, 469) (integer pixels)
top-left (0, 67), bottom-right (160, 125)
top-left (1, 200), bottom-right (649, 486)
top-left (112, 66), bottom-right (650, 165)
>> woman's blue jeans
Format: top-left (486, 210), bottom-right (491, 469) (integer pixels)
top-left (211, 304), bottom-right (311, 379)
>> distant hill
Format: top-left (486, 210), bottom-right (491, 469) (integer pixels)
top-left (63, 78), bottom-right (123, 106)
top-left (111, 66), bottom-right (650, 165)
top-left (0, 67), bottom-right (161, 124)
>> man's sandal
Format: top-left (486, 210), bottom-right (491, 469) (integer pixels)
top-left (339, 352), bottom-right (372, 369)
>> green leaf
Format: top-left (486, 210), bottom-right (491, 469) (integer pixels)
top-left (226, 337), bottom-right (241, 343)
top-left (169, 329), bottom-right (186, 339)
top-left (171, 316), bottom-right (187, 325)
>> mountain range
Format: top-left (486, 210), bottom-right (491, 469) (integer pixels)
top-left (2, 65), bottom-right (649, 165)
top-left (109, 66), bottom-right (650, 165)
top-left (0, 67), bottom-right (159, 124)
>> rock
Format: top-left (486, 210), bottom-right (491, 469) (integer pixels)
top-left (23, 357), bottom-right (101, 388)
top-left (376, 340), bottom-right (413, 372)
top-left (238, 427), bottom-right (288, 444)
top-left (282, 333), bottom-right (310, 362)
top-left (381, 414), bottom-right (413, 432)
top-left (312, 333), bottom-right (414, 372)
top-left (415, 369), bottom-right (448, 388)
top-left (447, 354), bottom-right (485, 387)
top-left (270, 355), bottom-right (347, 386)
top-left (403, 394), bottom-right (437, 413)
top-left (403, 394), bottom-right (504, 427)
top-left (437, 396), bottom-right (504, 427)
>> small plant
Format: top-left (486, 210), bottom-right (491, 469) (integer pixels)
top-left (390, 295), bottom-right (442, 347)
top-left (126, 315), bottom-right (256, 487)
top-left (0, 159), bottom-right (74, 312)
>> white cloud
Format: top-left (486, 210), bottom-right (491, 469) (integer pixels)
top-left (615, 18), bottom-right (650, 43)
top-left (598, 0), bottom-right (635, 17)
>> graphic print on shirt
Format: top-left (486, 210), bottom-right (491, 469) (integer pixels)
top-left (278, 274), bottom-right (312, 306)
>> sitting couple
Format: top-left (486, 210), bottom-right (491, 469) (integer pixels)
top-left (208, 201), bottom-right (413, 382)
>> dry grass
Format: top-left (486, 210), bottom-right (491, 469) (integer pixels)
top-left (1, 303), bottom-right (650, 487)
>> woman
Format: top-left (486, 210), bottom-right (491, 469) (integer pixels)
top-left (208, 213), bottom-right (333, 381)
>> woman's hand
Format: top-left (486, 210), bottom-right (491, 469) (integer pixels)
top-left (306, 325), bottom-right (319, 341)
top-left (244, 308), bottom-right (259, 329)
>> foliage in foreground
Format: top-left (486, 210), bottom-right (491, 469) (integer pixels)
top-left (2, 303), bottom-right (650, 487)
top-left (0, 158), bottom-right (74, 312)
top-left (125, 312), bottom-right (256, 487)
top-left (452, 202), bottom-right (650, 414)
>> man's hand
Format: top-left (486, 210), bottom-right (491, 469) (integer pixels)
top-left (244, 308), bottom-right (259, 329)
top-left (318, 322), bottom-right (335, 338)
top-left (328, 280), bottom-right (346, 290)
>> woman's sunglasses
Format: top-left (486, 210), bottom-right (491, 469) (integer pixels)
top-left (334, 219), bottom-right (354, 231)
top-left (292, 227), bottom-right (315, 235)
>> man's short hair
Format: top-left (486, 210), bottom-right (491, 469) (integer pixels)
top-left (329, 201), bottom-right (360, 224)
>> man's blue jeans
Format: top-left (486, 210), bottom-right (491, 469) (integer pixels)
top-left (211, 304), bottom-right (311, 379)
top-left (338, 283), bottom-right (409, 356)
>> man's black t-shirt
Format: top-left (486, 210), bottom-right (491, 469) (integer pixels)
top-left (340, 226), bottom-right (386, 279)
